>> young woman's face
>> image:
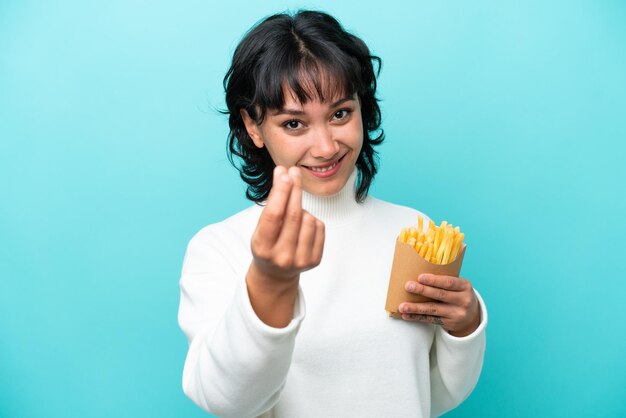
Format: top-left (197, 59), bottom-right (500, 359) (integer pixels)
top-left (242, 89), bottom-right (364, 196)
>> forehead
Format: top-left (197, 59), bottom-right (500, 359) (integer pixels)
top-left (277, 64), bottom-right (352, 107)
top-left (279, 79), bottom-right (351, 109)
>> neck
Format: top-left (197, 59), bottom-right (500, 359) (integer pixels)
top-left (301, 169), bottom-right (365, 226)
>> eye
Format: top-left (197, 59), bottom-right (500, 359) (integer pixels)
top-left (333, 109), bottom-right (351, 121)
top-left (283, 119), bottom-right (302, 130)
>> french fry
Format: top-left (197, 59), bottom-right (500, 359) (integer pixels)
top-left (435, 226), bottom-right (448, 264)
top-left (426, 228), bottom-right (435, 244)
top-left (399, 228), bottom-right (407, 243)
top-left (441, 228), bottom-right (453, 264)
top-left (434, 225), bottom-right (443, 253)
top-left (424, 243), bottom-right (433, 261)
top-left (450, 232), bottom-right (464, 262)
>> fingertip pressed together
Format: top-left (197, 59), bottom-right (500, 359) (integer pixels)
top-left (274, 165), bottom-right (286, 175)
top-left (273, 166), bottom-right (292, 185)
top-left (289, 166), bottom-right (302, 188)
top-left (289, 166), bottom-right (301, 177)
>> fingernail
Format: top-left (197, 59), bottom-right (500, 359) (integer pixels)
top-left (399, 304), bottom-right (407, 313)
top-left (405, 282), bottom-right (415, 292)
top-left (419, 274), bottom-right (430, 283)
top-left (280, 174), bottom-right (291, 183)
top-left (289, 166), bottom-right (301, 177)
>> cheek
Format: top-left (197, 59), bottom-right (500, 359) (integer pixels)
top-left (347, 118), bottom-right (364, 151)
top-left (356, 125), bottom-right (364, 150)
top-left (264, 138), bottom-right (307, 166)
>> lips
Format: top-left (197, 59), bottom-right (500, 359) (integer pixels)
top-left (302, 153), bottom-right (346, 170)
top-left (308, 160), bottom-right (339, 173)
top-left (302, 154), bottom-right (347, 178)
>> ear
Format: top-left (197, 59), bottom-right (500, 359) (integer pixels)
top-left (240, 109), bottom-right (265, 149)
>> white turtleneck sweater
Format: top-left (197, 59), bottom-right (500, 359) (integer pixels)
top-left (178, 171), bottom-right (487, 418)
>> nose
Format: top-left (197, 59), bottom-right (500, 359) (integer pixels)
top-left (310, 126), bottom-right (340, 160)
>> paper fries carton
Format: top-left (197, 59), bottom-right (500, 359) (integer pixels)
top-left (385, 240), bottom-right (466, 318)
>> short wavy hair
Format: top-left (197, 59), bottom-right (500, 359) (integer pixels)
top-left (223, 10), bottom-right (384, 203)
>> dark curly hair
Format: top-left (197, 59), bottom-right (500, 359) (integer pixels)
top-left (223, 10), bottom-right (384, 202)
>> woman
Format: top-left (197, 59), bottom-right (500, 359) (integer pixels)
top-left (178, 10), bottom-right (487, 418)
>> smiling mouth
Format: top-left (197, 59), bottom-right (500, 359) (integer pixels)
top-left (309, 161), bottom-right (338, 173)
top-left (302, 154), bottom-right (347, 172)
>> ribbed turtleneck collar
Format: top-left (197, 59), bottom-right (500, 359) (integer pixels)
top-left (301, 169), bottom-right (366, 226)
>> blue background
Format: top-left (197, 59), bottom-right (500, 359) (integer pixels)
top-left (1, 1), bottom-right (625, 417)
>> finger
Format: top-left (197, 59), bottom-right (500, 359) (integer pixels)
top-left (404, 281), bottom-right (454, 303)
top-left (256, 166), bottom-right (292, 244)
top-left (294, 211), bottom-right (316, 268)
top-left (398, 301), bottom-right (452, 318)
top-left (275, 167), bottom-right (303, 249)
top-left (311, 219), bottom-right (325, 264)
top-left (418, 274), bottom-right (469, 292)
top-left (401, 313), bottom-right (446, 326)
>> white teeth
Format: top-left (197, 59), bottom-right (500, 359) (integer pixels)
top-left (310, 162), bottom-right (337, 173)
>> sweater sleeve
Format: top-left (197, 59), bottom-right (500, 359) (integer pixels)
top-left (178, 228), bottom-right (306, 418)
top-left (429, 290), bottom-right (487, 417)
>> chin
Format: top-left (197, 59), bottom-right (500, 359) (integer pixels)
top-left (303, 177), bottom-right (348, 196)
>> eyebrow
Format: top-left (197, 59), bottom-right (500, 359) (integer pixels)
top-left (271, 96), bottom-right (355, 116)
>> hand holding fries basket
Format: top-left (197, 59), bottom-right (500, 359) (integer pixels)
top-left (385, 218), bottom-right (467, 318)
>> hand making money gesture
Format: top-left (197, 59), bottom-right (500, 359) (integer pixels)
top-left (246, 165), bottom-right (325, 327)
